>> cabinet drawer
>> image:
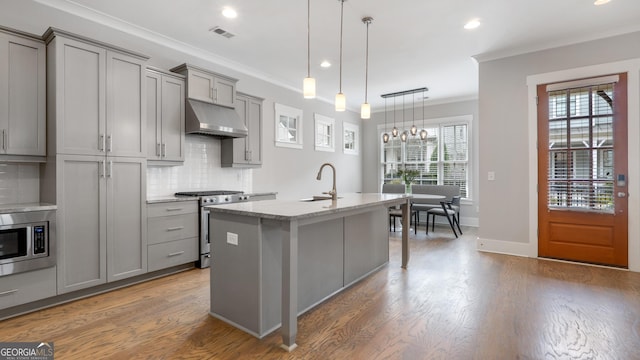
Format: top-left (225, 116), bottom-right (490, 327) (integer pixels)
top-left (148, 237), bottom-right (198, 272)
top-left (0, 267), bottom-right (57, 310)
top-left (148, 201), bottom-right (197, 218)
top-left (148, 213), bottom-right (198, 245)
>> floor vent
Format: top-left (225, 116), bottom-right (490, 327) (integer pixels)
top-left (209, 26), bottom-right (235, 39)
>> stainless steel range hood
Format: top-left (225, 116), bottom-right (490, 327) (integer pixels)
top-left (185, 99), bottom-right (247, 138)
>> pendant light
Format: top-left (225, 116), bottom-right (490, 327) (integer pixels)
top-left (392, 96), bottom-right (398, 137)
top-left (335, 0), bottom-right (346, 111)
top-left (410, 92), bottom-right (417, 135)
top-left (420, 89), bottom-right (428, 140)
top-left (360, 17), bottom-right (373, 119)
top-left (382, 97), bottom-right (389, 143)
top-left (400, 94), bottom-right (407, 142)
top-left (303, 0), bottom-right (316, 99)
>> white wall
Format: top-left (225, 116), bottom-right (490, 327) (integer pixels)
top-left (362, 100), bottom-right (479, 226)
top-left (476, 31), bottom-right (640, 271)
top-left (0, 2), bottom-right (363, 201)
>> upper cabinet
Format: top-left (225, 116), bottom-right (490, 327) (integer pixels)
top-left (146, 68), bottom-right (185, 164)
top-left (45, 28), bottom-right (148, 157)
top-left (0, 28), bottom-right (46, 158)
top-left (170, 63), bottom-right (237, 109)
top-left (221, 92), bottom-right (263, 168)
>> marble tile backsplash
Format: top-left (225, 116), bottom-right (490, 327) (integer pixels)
top-left (0, 163), bottom-right (39, 204)
top-left (147, 135), bottom-right (252, 197)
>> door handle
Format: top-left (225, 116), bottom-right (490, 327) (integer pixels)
top-left (617, 192), bottom-right (627, 198)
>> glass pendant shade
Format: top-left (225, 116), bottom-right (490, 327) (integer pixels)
top-left (410, 124), bottom-right (417, 136)
top-left (360, 102), bottom-right (370, 119)
top-left (400, 131), bottom-right (408, 142)
top-left (335, 92), bottom-right (346, 112)
top-left (392, 127), bottom-right (398, 137)
top-left (303, 77), bottom-right (316, 99)
top-left (382, 132), bottom-right (390, 143)
top-left (420, 129), bottom-right (427, 140)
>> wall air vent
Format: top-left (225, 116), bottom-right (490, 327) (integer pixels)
top-left (209, 26), bottom-right (235, 39)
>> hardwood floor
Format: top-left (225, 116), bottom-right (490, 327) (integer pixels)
top-left (2, 225), bottom-right (640, 359)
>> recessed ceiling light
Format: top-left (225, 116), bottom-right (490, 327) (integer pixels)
top-left (320, 60), bottom-right (331, 68)
top-left (222, 7), bottom-right (237, 18)
top-left (594, 0), bottom-right (611, 5)
top-left (464, 19), bottom-right (481, 30)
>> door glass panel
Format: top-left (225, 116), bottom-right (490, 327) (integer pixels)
top-left (546, 84), bottom-right (615, 213)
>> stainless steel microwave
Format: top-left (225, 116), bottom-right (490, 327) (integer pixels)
top-left (0, 210), bottom-right (55, 276)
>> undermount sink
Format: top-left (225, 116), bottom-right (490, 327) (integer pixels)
top-left (299, 195), bottom-right (342, 202)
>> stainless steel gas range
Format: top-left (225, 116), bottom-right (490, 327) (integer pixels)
top-left (174, 190), bottom-right (251, 268)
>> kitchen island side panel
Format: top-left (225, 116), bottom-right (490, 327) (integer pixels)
top-left (344, 206), bottom-right (389, 286)
top-left (210, 213), bottom-right (261, 335)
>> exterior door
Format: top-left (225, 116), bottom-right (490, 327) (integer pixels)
top-left (538, 73), bottom-right (628, 267)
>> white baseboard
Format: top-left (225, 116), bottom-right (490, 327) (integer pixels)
top-left (476, 237), bottom-right (530, 258)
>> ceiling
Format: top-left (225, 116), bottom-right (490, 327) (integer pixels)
top-left (5, 0), bottom-right (640, 112)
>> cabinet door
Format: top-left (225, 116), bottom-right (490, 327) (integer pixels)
top-left (107, 51), bottom-right (145, 157)
top-left (106, 157), bottom-right (147, 281)
top-left (57, 155), bottom-right (107, 294)
top-left (161, 75), bottom-right (185, 161)
top-left (231, 95), bottom-right (249, 164)
top-left (145, 71), bottom-right (161, 160)
top-left (1, 34), bottom-right (46, 156)
top-left (247, 98), bottom-right (263, 165)
top-left (55, 38), bottom-right (106, 156)
top-left (187, 69), bottom-right (215, 103)
top-left (213, 76), bottom-right (236, 108)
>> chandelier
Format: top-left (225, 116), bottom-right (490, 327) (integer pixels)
top-left (381, 87), bottom-right (428, 143)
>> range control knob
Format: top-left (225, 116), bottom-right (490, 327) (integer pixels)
top-left (202, 198), bottom-right (209, 203)
top-left (224, 197), bottom-right (229, 202)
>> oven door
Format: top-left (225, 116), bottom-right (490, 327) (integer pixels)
top-left (199, 207), bottom-right (211, 268)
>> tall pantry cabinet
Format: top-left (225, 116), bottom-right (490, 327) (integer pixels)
top-left (41, 29), bottom-right (148, 294)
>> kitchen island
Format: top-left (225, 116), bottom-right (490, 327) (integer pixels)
top-left (206, 193), bottom-right (411, 351)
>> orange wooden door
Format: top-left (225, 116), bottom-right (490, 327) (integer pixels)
top-left (538, 73), bottom-right (628, 267)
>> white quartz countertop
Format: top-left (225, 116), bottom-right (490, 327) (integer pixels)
top-left (205, 193), bottom-right (410, 221)
top-left (0, 203), bottom-right (57, 214)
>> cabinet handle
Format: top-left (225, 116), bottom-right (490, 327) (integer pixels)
top-left (2, 129), bottom-right (6, 150)
top-left (168, 251), bottom-right (185, 257)
top-left (166, 226), bottom-right (184, 231)
top-left (157, 143), bottom-right (161, 157)
top-left (107, 161), bottom-right (112, 178)
top-left (0, 289), bottom-right (18, 297)
top-left (162, 143), bottom-right (167, 158)
top-left (210, 87), bottom-right (213, 99)
top-left (99, 134), bottom-right (105, 152)
top-left (214, 88), bottom-right (218, 101)
top-left (100, 160), bottom-right (105, 178)
top-left (107, 134), bottom-right (113, 152)
top-left (165, 208), bottom-right (183, 212)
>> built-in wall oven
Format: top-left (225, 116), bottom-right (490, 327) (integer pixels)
top-left (175, 191), bottom-right (251, 268)
top-left (0, 210), bottom-right (55, 276)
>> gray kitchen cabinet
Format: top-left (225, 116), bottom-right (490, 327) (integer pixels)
top-left (170, 63), bottom-right (237, 108)
top-left (0, 267), bottom-right (56, 310)
top-left (147, 201), bottom-right (198, 272)
top-left (54, 155), bottom-right (147, 293)
top-left (221, 92), bottom-right (263, 167)
top-left (146, 68), bottom-right (185, 164)
top-left (0, 27), bottom-right (46, 157)
top-left (45, 29), bottom-right (147, 157)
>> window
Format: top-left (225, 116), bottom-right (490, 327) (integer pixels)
top-left (343, 122), bottom-right (359, 155)
top-left (380, 116), bottom-right (471, 199)
top-left (275, 103), bottom-right (303, 149)
top-left (314, 113), bottom-right (335, 152)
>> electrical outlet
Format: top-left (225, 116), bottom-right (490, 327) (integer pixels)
top-left (488, 171), bottom-right (495, 181)
top-left (227, 232), bottom-right (238, 246)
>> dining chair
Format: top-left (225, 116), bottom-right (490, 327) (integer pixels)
top-left (426, 195), bottom-right (462, 238)
top-left (382, 183), bottom-right (416, 234)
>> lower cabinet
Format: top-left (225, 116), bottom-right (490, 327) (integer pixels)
top-left (147, 201), bottom-right (198, 272)
top-left (0, 267), bottom-right (56, 310)
top-left (55, 155), bottom-right (147, 294)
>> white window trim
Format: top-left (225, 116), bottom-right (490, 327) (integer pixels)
top-left (343, 122), bottom-right (359, 155)
top-left (314, 113), bottom-right (335, 152)
top-left (275, 103), bottom-right (303, 149)
top-left (378, 114), bottom-right (473, 201)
